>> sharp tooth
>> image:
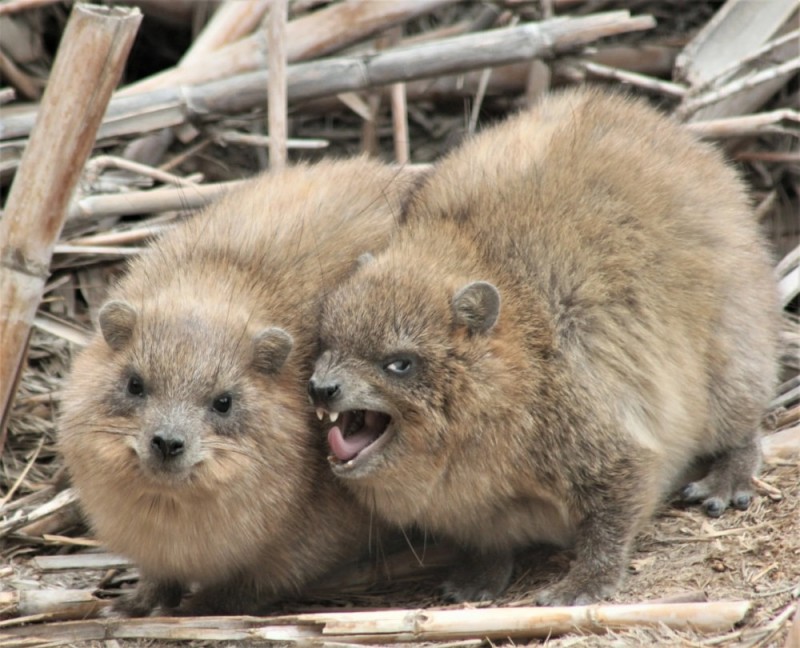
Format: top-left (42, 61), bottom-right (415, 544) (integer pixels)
top-left (316, 408), bottom-right (325, 421)
top-left (329, 411), bottom-right (339, 423)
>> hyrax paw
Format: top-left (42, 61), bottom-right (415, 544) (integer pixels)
top-left (441, 582), bottom-right (495, 603)
top-left (535, 577), bottom-right (616, 607)
top-left (680, 479), bottom-right (754, 518)
top-left (110, 592), bottom-right (155, 618)
top-left (441, 553), bottom-right (513, 603)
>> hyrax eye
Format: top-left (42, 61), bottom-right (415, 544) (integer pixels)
top-left (127, 375), bottom-right (145, 397)
top-left (212, 393), bottom-right (233, 415)
top-left (384, 358), bottom-right (413, 376)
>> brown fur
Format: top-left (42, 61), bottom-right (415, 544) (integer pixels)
top-left (309, 88), bottom-right (781, 605)
top-left (59, 157), bottom-right (413, 615)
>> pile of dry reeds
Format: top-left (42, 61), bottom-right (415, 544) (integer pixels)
top-left (0, 1), bottom-right (798, 646)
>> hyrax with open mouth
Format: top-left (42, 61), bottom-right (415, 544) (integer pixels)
top-left (308, 88), bottom-right (780, 605)
top-left (59, 157), bottom-right (413, 616)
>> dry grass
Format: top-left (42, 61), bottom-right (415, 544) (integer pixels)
top-left (1, 0), bottom-right (798, 646)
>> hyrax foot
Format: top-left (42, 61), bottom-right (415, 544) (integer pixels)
top-left (535, 574), bottom-right (619, 607)
top-left (111, 579), bottom-right (183, 617)
top-left (534, 492), bottom-right (636, 606)
top-left (183, 580), bottom-right (266, 615)
top-left (441, 549), bottom-right (514, 602)
top-left (681, 442), bottom-right (760, 517)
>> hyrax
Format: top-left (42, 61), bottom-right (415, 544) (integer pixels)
top-left (308, 88), bottom-right (780, 605)
top-left (59, 157), bottom-right (413, 616)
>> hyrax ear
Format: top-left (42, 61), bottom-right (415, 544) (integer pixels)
top-left (252, 327), bottom-right (294, 375)
top-left (98, 300), bottom-right (138, 351)
top-left (452, 281), bottom-right (500, 334)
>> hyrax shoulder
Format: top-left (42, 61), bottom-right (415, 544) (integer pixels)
top-left (59, 157), bottom-right (413, 615)
top-left (309, 88), bottom-right (780, 605)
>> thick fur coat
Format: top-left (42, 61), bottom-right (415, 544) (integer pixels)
top-left (309, 88), bottom-right (780, 604)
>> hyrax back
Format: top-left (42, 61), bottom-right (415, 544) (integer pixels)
top-left (59, 157), bottom-right (412, 615)
top-left (309, 89), bottom-right (780, 605)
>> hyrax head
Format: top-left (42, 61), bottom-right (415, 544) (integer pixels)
top-left (309, 253), bottom-right (500, 481)
top-left (63, 297), bottom-right (300, 496)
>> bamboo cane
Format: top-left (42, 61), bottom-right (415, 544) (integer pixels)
top-left (0, 5), bottom-right (142, 454)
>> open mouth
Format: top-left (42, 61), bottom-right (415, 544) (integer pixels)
top-left (317, 408), bottom-right (392, 466)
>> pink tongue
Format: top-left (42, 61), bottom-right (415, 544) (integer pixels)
top-left (328, 426), bottom-right (377, 462)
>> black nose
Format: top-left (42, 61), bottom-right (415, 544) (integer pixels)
top-left (307, 377), bottom-right (341, 404)
top-left (150, 433), bottom-right (185, 460)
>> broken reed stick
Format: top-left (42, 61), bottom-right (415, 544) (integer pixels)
top-left (182, 0), bottom-right (272, 63)
top-left (0, 488), bottom-right (77, 539)
top-left (301, 44), bottom-right (677, 117)
top-left (0, 601), bottom-right (752, 643)
top-left (0, 11), bottom-right (655, 143)
top-left (685, 109), bottom-right (800, 139)
top-left (66, 165), bottom-right (432, 223)
top-left (116, 0), bottom-right (273, 167)
top-left (579, 60), bottom-right (687, 97)
top-left (761, 425), bottom-right (800, 462)
top-left (386, 27), bottom-right (409, 165)
top-left (120, 0), bottom-right (460, 97)
top-left (0, 5), bottom-right (142, 454)
top-left (267, 0), bottom-right (289, 170)
top-left (0, 0), bottom-right (60, 15)
top-left (674, 0), bottom-right (797, 88)
top-left (0, 590), bottom-right (108, 622)
top-left (680, 57), bottom-right (800, 120)
top-left (67, 180), bottom-right (243, 222)
top-left (675, 0), bottom-right (798, 121)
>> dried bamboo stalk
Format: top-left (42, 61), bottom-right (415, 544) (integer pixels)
top-left (762, 425), bottom-right (800, 462)
top-left (0, 5), bottom-right (142, 453)
top-left (276, 602), bottom-right (753, 640)
top-left (580, 60), bottom-right (686, 97)
top-left (0, 48), bottom-right (40, 100)
top-left (0, 601), bottom-right (752, 643)
top-left (0, 590), bottom-right (108, 621)
top-left (0, 88), bottom-right (16, 105)
top-left (676, 0), bottom-right (799, 121)
top-left (183, 0), bottom-right (272, 62)
top-left (301, 43), bottom-right (677, 117)
top-left (268, 0), bottom-right (289, 169)
top-left (391, 81), bottom-right (410, 164)
top-left (120, 0), bottom-right (460, 96)
top-left (674, 0), bottom-right (797, 87)
top-left (181, 11), bottom-right (656, 113)
top-left (386, 27), bottom-right (409, 165)
top-left (116, 0), bottom-right (272, 166)
top-left (67, 180), bottom-right (243, 222)
top-left (0, 0), bottom-right (60, 15)
top-left (31, 552), bottom-right (132, 572)
top-left (680, 57), bottom-right (800, 119)
top-left (685, 109), bottom-right (800, 139)
top-left (0, 488), bottom-right (77, 538)
top-left (66, 164), bottom-right (432, 222)
top-left (0, 11), bottom-right (656, 143)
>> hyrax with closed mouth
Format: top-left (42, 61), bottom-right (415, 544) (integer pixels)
top-left (59, 157), bottom-right (414, 615)
top-left (308, 88), bottom-right (781, 605)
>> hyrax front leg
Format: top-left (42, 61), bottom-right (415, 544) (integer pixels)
top-left (535, 475), bottom-right (649, 606)
top-left (184, 576), bottom-right (266, 615)
top-left (111, 577), bottom-right (183, 617)
top-left (681, 437), bottom-right (761, 517)
top-left (442, 548), bottom-right (514, 602)
top-left (535, 512), bottom-right (635, 606)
